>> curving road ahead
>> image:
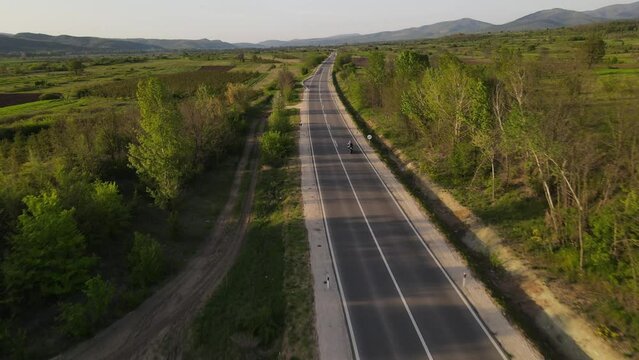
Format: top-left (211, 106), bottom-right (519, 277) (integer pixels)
top-left (305, 54), bottom-right (507, 360)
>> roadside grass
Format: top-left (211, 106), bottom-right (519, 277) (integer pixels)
top-left (187, 111), bottom-right (316, 359)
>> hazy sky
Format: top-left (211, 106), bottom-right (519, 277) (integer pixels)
top-left (1, 0), bottom-right (635, 43)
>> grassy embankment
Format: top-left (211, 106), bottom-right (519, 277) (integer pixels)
top-left (186, 56), bottom-right (326, 359)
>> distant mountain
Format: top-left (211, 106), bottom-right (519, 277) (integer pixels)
top-left (248, 1), bottom-right (639, 47)
top-left (1, 1), bottom-right (638, 53)
top-left (258, 34), bottom-right (362, 47)
top-left (0, 34), bottom-right (82, 53)
top-left (14, 33), bottom-right (162, 51)
top-left (584, 1), bottom-right (639, 19)
top-left (352, 18), bottom-right (494, 43)
top-left (0, 33), bottom-right (234, 54)
top-left (496, 8), bottom-right (605, 32)
top-left (126, 38), bottom-right (235, 50)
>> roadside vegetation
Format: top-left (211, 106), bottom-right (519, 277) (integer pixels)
top-left (0, 49), bottom-right (319, 358)
top-left (187, 66), bottom-right (317, 359)
top-left (334, 21), bottom-right (639, 355)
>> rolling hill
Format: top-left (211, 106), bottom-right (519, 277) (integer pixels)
top-left (585, 1), bottom-right (639, 19)
top-left (496, 8), bottom-right (605, 32)
top-left (1, 1), bottom-right (638, 53)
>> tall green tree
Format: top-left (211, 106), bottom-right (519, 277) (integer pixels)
top-left (582, 33), bottom-right (606, 68)
top-left (394, 50), bottom-right (430, 82)
top-left (128, 78), bottom-right (193, 208)
top-left (2, 191), bottom-right (95, 303)
top-left (365, 51), bottom-right (387, 107)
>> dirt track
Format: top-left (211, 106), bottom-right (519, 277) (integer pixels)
top-left (56, 118), bottom-right (264, 360)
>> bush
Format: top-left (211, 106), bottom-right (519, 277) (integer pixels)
top-left (268, 95), bottom-right (291, 133)
top-left (2, 191), bottom-right (96, 304)
top-left (261, 130), bottom-right (293, 166)
top-left (58, 275), bottom-right (115, 338)
top-left (128, 232), bottom-right (165, 287)
top-left (38, 93), bottom-right (63, 101)
top-left (446, 141), bottom-right (479, 184)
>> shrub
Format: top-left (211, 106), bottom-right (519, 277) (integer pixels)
top-left (261, 130), bottom-right (293, 166)
top-left (2, 191), bottom-right (95, 303)
top-left (39, 93), bottom-right (63, 101)
top-left (128, 232), bottom-right (165, 287)
top-left (58, 275), bottom-right (115, 338)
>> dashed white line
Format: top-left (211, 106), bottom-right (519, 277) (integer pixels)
top-left (325, 57), bottom-right (508, 359)
top-left (316, 66), bottom-right (434, 360)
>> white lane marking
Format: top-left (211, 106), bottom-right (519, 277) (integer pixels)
top-left (326, 61), bottom-right (509, 359)
top-left (306, 68), bottom-right (361, 360)
top-left (317, 67), bottom-right (434, 360)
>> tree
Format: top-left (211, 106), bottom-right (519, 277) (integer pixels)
top-left (128, 78), bottom-right (193, 208)
top-left (268, 94), bottom-right (291, 133)
top-left (2, 191), bottom-right (95, 303)
top-left (128, 232), bottom-right (165, 287)
top-left (182, 85), bottom-right (229, 169)
top-left (335, 53), bottom-right (353, 72)
top-left (403, 55), bottom-right (490, 145)
top-left (260, 130), bottom-right (293, 166)
top-left (58, 275), bottom-right (115, 337)
top-left (365, 52), bottom-right (387, 107)
top-left (277, 67), bottom-right (295, 101)
top-left (394, 50), bottom-right (430, 82)
top-left (225, 82), bottom-right (251, 116)
top-left (582, 33), bottom-right (606, 68)
top-left (67, 59), bottom-right (85, 75)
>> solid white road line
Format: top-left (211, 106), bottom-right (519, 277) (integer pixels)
top-left (317, 67), bottom-right (434, 360)
top-left (326, 59), bottom-right (508, 359)
top-left (305, 68), bottom-right (361, 360)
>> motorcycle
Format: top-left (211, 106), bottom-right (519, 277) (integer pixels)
top-left (347, 141), bottom-right (353, 154)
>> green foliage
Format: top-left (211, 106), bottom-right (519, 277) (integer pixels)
top-left (268, 95), bottom-right (291, 133)
top-left (2, 191), bottom-right (95, 303)
top-left (66, 59), bottom-right (85, 75)
top-left (260, 130), bottom-right (293, 167)
top-left (58, 275), bottom-right (115, 338)
top-left (56, 171), bottom-right (129, 250)
top-left (277, 67), bottom-right (295, 101)
top-left (582, 33), bottom-right (607, 68)
top-left (445, 141), bottom-right (480, 184)
top-left (128, 232), bottom-right (165, 288)
top-left (394, 50), bottom-right (430, 81)
top-left (128, 78), bottom-right (194, 208)
top-left (335, 53), bottom-right (353, 72)
top-left (586, 190), bottom-right (639, 279)
top-left (364, 51), bottom-right (387, 107)
top-left (401, 54), bottom-right (490, 159)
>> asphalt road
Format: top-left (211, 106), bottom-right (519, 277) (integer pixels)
top-left (306, 54), bottom-right (507, 360)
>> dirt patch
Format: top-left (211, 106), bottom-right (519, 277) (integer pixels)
top-left (0, 93), bottom-right (41, 107)
top-left (198, 65), bottom-right (234, 72)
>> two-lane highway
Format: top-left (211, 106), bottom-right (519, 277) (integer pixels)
top-left (305, 54), bottom-right (507, 360)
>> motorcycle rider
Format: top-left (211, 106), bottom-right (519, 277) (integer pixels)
top-left (347, 140), bottom-right (353, 154)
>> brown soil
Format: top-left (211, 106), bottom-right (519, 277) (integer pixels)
top-left (56, 117), bottom-right (265, 360)
top-left (0, 93), bottom-right (41, 107)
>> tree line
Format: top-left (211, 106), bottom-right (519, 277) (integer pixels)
top-left (0, 73), bottom-right (254, 355)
